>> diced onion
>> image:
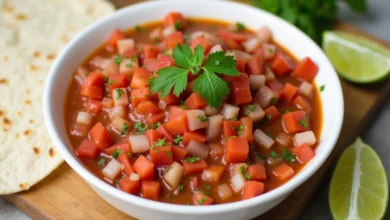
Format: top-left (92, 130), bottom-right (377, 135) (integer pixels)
top-left (76, 111), bottom-right (93, 125)
top-left (230, 163), bottom-right (248, 176)
top-left (149, 27), bottom-right (163, 41)
top-left (119, 57), bottom-right (139, 77)
top-left (246, 103), bottom-right (265, 122)
top-left (102, 59), bottom-right (119, 76)
top-left (163, 162), bottom-right (184, 189)
top-left (264, 66), bottom-right (275, 81)
top-left (218, 183), bottom-right (233, 200)
top-left (186, 110), bottom-right (209, 131)
top-left (112, 88), bottom-right (129, 107)
top-left (230, 173), bottom-right (245, 192)
top-left (221, 104), bottom-right (239, 120)
top-left (249, 75), bottom-right (266, 91)
top-left (109, 106), bottom-right (127, 119)
top-left (191, 31), bottom-right (220, 45)
top-left (74, 75), bottom-right (84, 85)
top-left (299, 81), bottom-right (314, 99)
top-left (208, 44), bottom-right (224, 54)
top-left (262, 44), bottom-right (276, 60)
top-left (129, 135), bottom-right (149, 153)
top-left (206, 114), bottom-right (223, 141)
top-left (101, 98), bottom-right (114, 109)
top-left (117, 39), bottom-right (135, 55)
top-left (102, 159), bottom-right (122, 180)
top-left (203, 105), bottom-right (220, 116)
top-left (232, 50), bottom-right (252, 61)
top-left (111, 117), bottom-right (130, 134)
top-left (254, 129), bottom-right (274, 150)
top-left (76, 67), bottom-right (88, 78)
top-left (242, 38), bottom-right (261, 53)
top-left (275, 133), bottom-right (292, 147)
top-left (158, 100), bottom-right (168, 110)
top-left (256, 26), bottom-right (272, 43)
top-left (294, 131), bottom-right (316, 146)
top-left (187, 140), bottom-right (209, 159)
top-left (163, 25), bottom-right (176, 38)
top-left (129, 173), bottom-right (140, 181)
top-left (256, 86), bottom-right (277, 109)
top-left (89, 56), bottom-right (111, 70)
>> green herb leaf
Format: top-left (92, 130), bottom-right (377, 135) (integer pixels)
top-left (153, 122), bottom-right (161, 130)
top-left (343, 0), bottom-right (367, 12)
top-left (134, 122), bottom-right (148, 134)
top-left (180, 104), bottom-right (188, 109)
top-left (263, 114), bottom-right (271, 124)
top-left (269, 97), bottom-right (276, 105)
top-left (115, 88), bottom-right (124, 99)
top-left (198, 197), bottom-right (207, 205)
top-left (299, 119), bottom-right (307, 128)
top-left (173, 135), bottom-right (183, 144)
top-left (233, 124), bottom-right (244, 136)
top-left (202, 51), bottom-right (239, 76)
top-left (120, 123), bottom-right (128, 135)
top-left (197, 115), bottom-right (209, 122)
top-left (149, 66), bottom-right (188, 97)
top-left (282, 148), bottom-right (296, 162)
top-left (183, 156), bottom-right (200, 163)
top-left (115, 55), bottom-right (122, 64)
top-left (203, 184), bottom-right (211, 195)
top-left (244, 174), bottom-right (252, 180)
top-left (267, 133), bottom-right (274, 139)
top-left (270, 151), bottom-right (279, 159)
top-left (152, 138), bottom-right (166, 149)
top-left (98, 158), bottom-right (106, 166)
top-left (175, 21), bottom-right (182, 30)
top-left (179, 184), bottom-right (184, 192)
top-left (320, 85), bottom-right (325, 92)
top-left (112, 149), bottom-right (123, 159)
top-left (236, 22), bottom-right (246, 31)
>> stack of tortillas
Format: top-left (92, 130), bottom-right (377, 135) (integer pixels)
top-left (0, 0), bottom-right (115, 194)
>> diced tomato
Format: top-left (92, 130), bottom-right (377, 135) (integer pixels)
top-left (145, 112), bottom-right (165, 128)
top-left (137, 101), bottom-right (161, 116)
top-left (292, 144), bottom-right (315, 163)
top-left (150, 146), bottom-right (173, 166)
top-left (169, 106), bottom-right (187, 121)
top-left (141, 181), bottom-right (160, 200)
top-left (108, 74), bottom-right (129, 93)
top-left (247, 164), bottom-right (267, 181)
top-left (192, 176), bottom-right (200, 189)
top-left (242, 181), bottom-right (264, 200)
top-left (156, 54), bottom-right (175, 70)
top-left (230, 73), bottom-right (252, 105)
top-left (143, 58), bottom-right (157, 73)
top-left (167, 32), bottom-right (184, 49)
top-left (172, 146), bottom-right (187, 162)
top-left (184, 93), bottom-right (207, 110)
top-left (160, 92), bottom-right (181, 105)
top-left (89, 122), bottom-right (113, 150)
top-left (87, 99), bottom-right (101, 115)
top-left (80, 86), bottom-right (103, 100)
top-left (264, 106), bottom-right (280, 123)
top-left (76, 140), bottom-right (99, 158)
top-left (145, 129), bottom-right (163, 144)
top-left (223, 120), bottom-right (241, 137)
top-left (282, 111), bottom-right (308, 133)
top-left (104, 143), bottom-right (131, 155)
top-left (131, 88), bottom-right (151, 107)
top-left (218, 30), bottom-right (247, 42)
top-left (224, 38), bottom-right (243, 50)
top-left (107, 29), bottom-right (126, 48)
top-left (164, 12), bottom-right (187, 28)
top-left (82, 72), bottom-right (105, 88)
top-left (269, 54), bottom-right (292, 76)
top-left (281, 83), bottom-right (298, 102)
top-left (293, 96), bottom-right (311, 112)
top-left (122, 48), bottom-right (138, 58)
top-left (119, 178), bottom-right (140, 194)
top-left (225, 137), bottom-right (249, 163)
top-left (292, 57), bottom-right (318, 82)
top-left (183, 159), bottom-right (208, 174)
top-left (144, 44), bottom-right (160, 59)
top-left (183, 131), bottom-right (206, 146)
top-left (156, 124), bottom-right (175, 142)
top-left (133, 155), bottom-right (154, 180)
top-left (272, 163), bottom-right (295, 181)
top-left (236, 58), bottom-right (246, 72)
top-left (239, 117), bottom-right (253, 142)
top-left (193, 193), bottom-right (213, 205)
top-left (202, 165), bottom-right (225, 182)
top-left (118, 154), bottom-right (135, 176)
top-left (131, 68), bottom-right (151, 89)
top-left (191, 37), bottom-right (211, 54)
top-left (246, 55), bottom-right (263, 75)
top-left (165, 113), bottom-right (188, 134)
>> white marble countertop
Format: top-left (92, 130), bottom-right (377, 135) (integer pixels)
top-left (1, 0), bottom-right (389, 219)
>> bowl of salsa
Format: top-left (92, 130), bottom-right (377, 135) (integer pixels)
top-left (43, 0), bottom-right (344, 219)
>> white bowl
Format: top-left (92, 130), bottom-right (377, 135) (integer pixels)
top-left (43, 1), bottom-right (344, 219)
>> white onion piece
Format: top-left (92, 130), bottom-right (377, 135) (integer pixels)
top-left (101, 98), bottom-right (114, 109)
top-left (102, 159), bottom-right (122, 181)
top-left (221, 104), bottom-right (240, 120)
top-left (262, 44), bottom-right (276, 60)
top-left (225, 51), bottom-right (237, 60)
top-left (77, 67), bottom-right (88, 78)
top-left (256, 86), bottom-right (277, 109)
top-left (254, 129), bottom-right (274, 150)
top-left (186, 110), bottom-right (209, 131)
top-left (256, 26), bottom-right (272, 43)
top-left (163, 25), bottom-right (176, 38)
top-left (191, 31), bottom-right (220, 45)
top-left (109, 105), bottom-right (127, 119)
top-left (158, 100), bottom-right (168, 110)
top-left (163, 162), bottom-right (184, 189)
top-left (275, 133), bottom-right (292, 147)
top-left (231, 173), bottom-right (246, 192)
top-left (119, 57), bottom-right (139, 77)
top-left (249, 75), bottom-right (266, 91)
top-left (218, 184), bottom-right (234, 200)
top-left (242, 38), bottom-right (261, 53)
top-left (299, 81), bottom-right (314, 99)
top-left (117, 39), bottom-right (135, 55)
top-left (74, 75), bottom-right (84, 85)
top-left (203, 105), bottom-right (220, 116)
top-left (89, 56), bottom-right (111, 70)
top-left (266, 157), bottom-right (283, 166)
top-left (187, 140), bottom-right (209, 159)
top-left (129, 135), bottom-right (149, 153)
top-left (129, 173), bottom-right (140, 181)
top-left (150, 27), bottom-right (163, 41)
top-left (231, 163), bottom-right (248, 176)
top-left (102, 59), bottom-right (119, 76)
top-left (232, 50), bottom-right (252, 61)
top-left (294, 131), bottom-right (316, 146)
top-left (76, 111), bottom-right (93, 125)
top-left (246, 104), bottom-right (265, 122)
top-left (208, 44), bottom-right (224, 54)
top-left (264, 66), bottom-right (275, 81)
top-left (111, 117), bottom-right (130, 134)
top-left (112, 88), bottom-right (129, 106)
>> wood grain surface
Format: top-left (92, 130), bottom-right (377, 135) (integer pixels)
top-left (4, 1), bottom-right (390, 219)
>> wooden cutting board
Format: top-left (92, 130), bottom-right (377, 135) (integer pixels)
top-left (4, 1), bottom-right (390, 219)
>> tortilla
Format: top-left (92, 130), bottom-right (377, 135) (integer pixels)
top-left (0, 0), bottom-right (115, 194)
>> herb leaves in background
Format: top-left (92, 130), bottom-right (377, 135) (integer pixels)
top-left (251, 0), bottom-right (367, 43)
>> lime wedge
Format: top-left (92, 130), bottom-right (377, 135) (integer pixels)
top-left (323, 31), bottom-right (390, 83)
top-left (329, 137), bottom-right (388, 220)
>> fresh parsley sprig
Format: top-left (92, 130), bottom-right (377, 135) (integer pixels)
top-left (149, 44), bottom-right (239, 108)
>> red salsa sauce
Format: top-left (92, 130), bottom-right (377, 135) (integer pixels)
top-left (65, 12), bottom-right (322, 205)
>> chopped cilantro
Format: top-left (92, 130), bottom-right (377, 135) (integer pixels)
top-left (240, 165), bottom-right (246, 176)
top-left (244, 174), bottom-right (252, 180)
top-left (115, 88), bottom-right (125, 99)
top-left (236, 22), bottom-right (246, 31)
top-left (152, 138), bottom-right (166, 149)
top-left (203, 184), bottom-right (211, 195)
top-left (97, 158), bottom-right (106, 166)
top-left (198, 197), bottom-right (207, 205)
top-left (125, 63), bottom-right (132, 68)
top-left (135, 122), bottom-right (148, 134)
top-left (180, 104), bottom-right (188, 109)
top-left (267, 133), bottom-right (274, 139)
top-left (175, 21), bottom-right (182, 30)
top-left (268, 47), bottom-right (275, 54)
top-left (152, 122), bottom-right (161, 130)
top-left (127, 152), bottom-right (132, 157)
top-left (233, 124), bottom-right (244, 136)
top-left (120, 123), bottom-right (128, 135)
top-left (166, 151), bottom-right (173, 157)
top-left (173, 135), bottom-right (183, 144)
top-left (135, 25), bottom-right (147, 33)
top-left (152, 37), bottom-right (159, 44)
top-left (112, 149), bottom-right (123, 159)
top-left (282, 148), bottom-right (296, 162)
top-left (115, 55), bottom-right (122, 64)
top-left (263, 115), bottom-right (271, 124)
top-left (320, 85), bottom-right (325, 92)
top-left (269, 97), bottom-right (276, 105)
top-left (107, 80), bottom-right (114, 86)
top-left (130, 56), bottom-right (138, 61)
top-left (230, 117), bottom-right (238, 121)
top-left (245, 104), bottom-right (255, 115)
top-left (104, 77), bottom-right (108, 83)
top-left (285, 109), bottom-right (291, 113)
top-left (115, 179), bottom-right (119, 186)
top-left (197, 115), bottom-right (209, 122)
top-left (299, 119), bottom-right (307, 128)
top-left (179, 184), bottom-right (184, 192)
top-left (270, 151), bottom-right (279, 159)
top-left (183, 156), bottom-right (200, 163)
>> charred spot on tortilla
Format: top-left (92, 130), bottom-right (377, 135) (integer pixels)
top-left (29, 119), bottom-right (34, 124)
top-left (15, 133), bottom-right (20, 139)
top-left (0, 78), bottom-right (8, 84)
top-left (29, 64), bottom-right (38, 71)
top-left (17, 111), bottom-right (22, 116)
top-left (24, 129), bottom-right (31, 136)
top-left (46, 54), bottom-right (56, 60)
top-left (0, 110), bottom-right (4, 116)
top-left (3, 56), bottom-right (9, 61)
top-left (15, 14), bottom-right (27, 21)
top-left (19, 183), bottom-right (28, 190)
top-left (3, 128), bottom-right (8, 132)
top-left (49, 148), bottom-right (55, 157)
top-left (3, 117), bottom-right (11, 125)
top-left (33, 51), bottom-right (41, 58)
top-left (2, 5), bottom-right (14, 12)
top-left (25, 99), bottom-right (31, 105)
top-left (33, 147), bottom-right (40, 155)
top-left (25, 89), bottom-right (31, 94)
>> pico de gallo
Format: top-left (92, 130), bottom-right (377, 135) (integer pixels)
top-left (65, 12), bottom-right (322, 205)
